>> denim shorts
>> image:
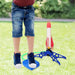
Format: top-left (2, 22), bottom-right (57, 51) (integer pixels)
top-left (11, 2), bottom-right (35, 37)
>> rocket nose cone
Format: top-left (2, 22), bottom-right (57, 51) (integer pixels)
top-left (47, 22), bottom-right (51, 28)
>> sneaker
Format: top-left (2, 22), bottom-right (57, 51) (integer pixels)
top-left (28, 53), bottom-right (36, 68)
top-left (14, 53), bottom-right (22, 69)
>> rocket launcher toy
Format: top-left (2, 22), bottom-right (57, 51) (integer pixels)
top-left (34, 22), bottom-right (66, 65)
top-left (21, 22), bottom-right (67, 71)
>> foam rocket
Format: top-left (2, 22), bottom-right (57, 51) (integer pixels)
top-left (46, 22), bottom-right (54, 49)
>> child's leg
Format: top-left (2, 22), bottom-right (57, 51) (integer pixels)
top-left (13, 38), bottom-right (20, 53)
top-left (12, 2), bottom-right (24, 69)
top-left (27, 36), bottom-right (34, 54)
top-left (26, 36), bottom-right (36, 68)
top-left (24, 6), bottom-right (36, 68)
top-left (24, 6), bottom-right (35, 54)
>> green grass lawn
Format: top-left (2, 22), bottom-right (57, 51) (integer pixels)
top-left (0, 21), bottom-right (75, 75)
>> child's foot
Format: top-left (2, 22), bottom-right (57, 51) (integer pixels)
top-left (28, 53), bottom-right (36, 68)
top-left (14, 53), bottom-right (22, 69)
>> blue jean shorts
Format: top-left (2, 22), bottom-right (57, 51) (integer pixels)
top-left (11, 2), bottom-right (35, 37)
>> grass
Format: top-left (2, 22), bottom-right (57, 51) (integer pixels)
top-left (0, 21), bottom-right (75, 75)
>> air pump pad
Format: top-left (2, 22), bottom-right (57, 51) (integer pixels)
top-left (23, 59), bottom-right (40, 70)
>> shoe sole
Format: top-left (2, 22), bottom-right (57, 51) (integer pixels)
top-left (29, 63), bottom-right (36, 68)
top-left (15, 64), bottom-right (22, 69)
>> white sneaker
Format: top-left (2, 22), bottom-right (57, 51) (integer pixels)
top-left (28, 53), bottom-right (36, 68)
top-left (14, 53), bottom-right (21, 69)
top-left (15, 64), bottom-right (22, 69)
top-left (29, 63), bottom-right (36, 68)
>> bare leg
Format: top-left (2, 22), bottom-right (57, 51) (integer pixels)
top-left (27, 36), bottom-right (36, 68)
top-left (27, 36), bottom-right (34, 54)
top-left (13, 38), bottom-right (21, 53)
top-left (13, 38), bottom-right (22, 69)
